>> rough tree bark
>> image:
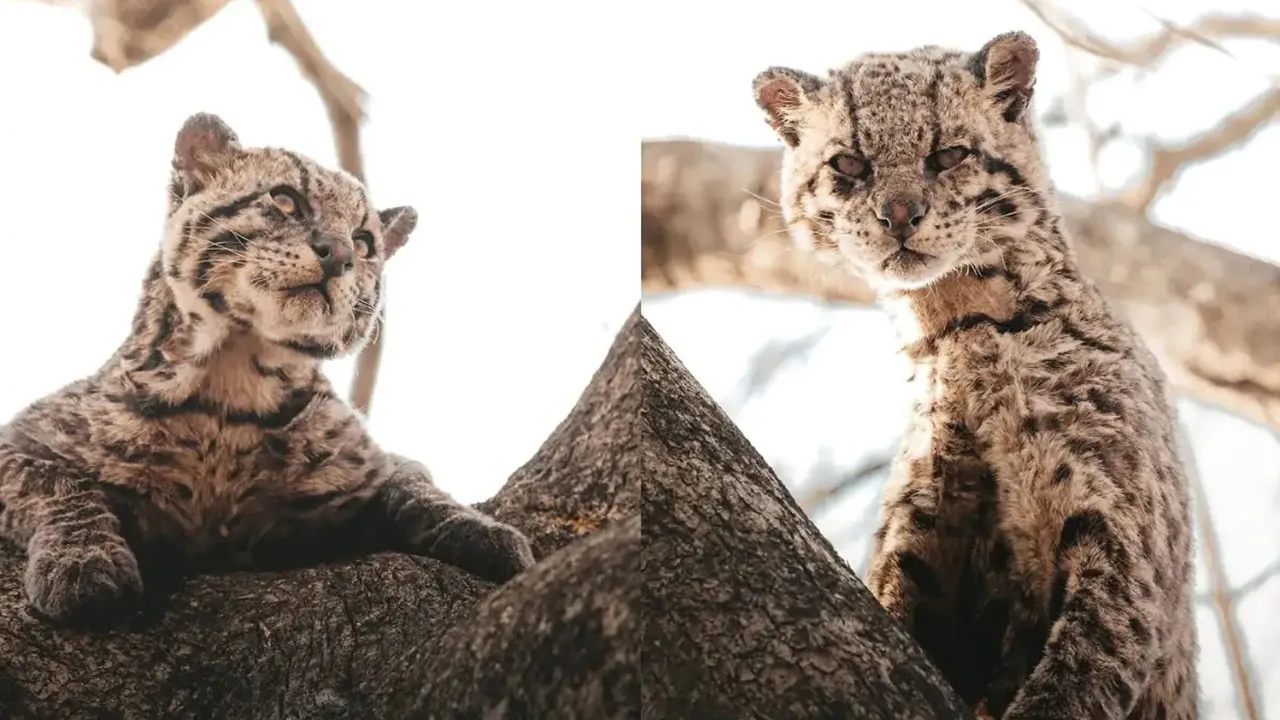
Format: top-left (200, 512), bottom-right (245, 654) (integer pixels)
top-left (0, 309), bottom-right (644, 720)
top-left (642, 138), bottom-right (1280, 433)
top-left (406, 515), bottom-right (641, 719)
top-left (637, 315), bottom-right (967, 719)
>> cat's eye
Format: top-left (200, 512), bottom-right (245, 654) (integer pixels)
top-left (268, 185), bottom-right (311, 219)
top-left (927, 146), bottom-right (971, 172)
top-left (829, 153), bottom-right (870, 179)
top-left (353, 230), bottom-right (375, 259)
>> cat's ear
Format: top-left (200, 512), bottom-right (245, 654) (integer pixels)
top-left (971, 31), bottom-right (1039, 123)
top-left (172, 112), bottom-right (241, 195)
top-left (378, 206), bottom-right (418, 259)
top-left (752, 67), bottom-right (825, 147)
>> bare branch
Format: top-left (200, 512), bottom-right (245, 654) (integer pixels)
top-left (251, 0), bottom-right (386, 415)
top-left (795, 454), bottom-right (892, 514)
top-left (1021, 3), bottom-right (1280, 210)
top-left (1178, 424), bottom-right (1261, 720)
top-left (348, 311), bottom-right (387, 416)
top-left (1021, 2), bottom-right (1279, 72)
top-left (721, 324), bottom-right (831, 414)
top-left (1122, 85), bottom-right (1280, 211)
top-left (1024, 2), bottom-right (1280, 207)
top-left (84, 0), bottom-right (232, 72)
top-left (252, 0), bottom-right (365, 180)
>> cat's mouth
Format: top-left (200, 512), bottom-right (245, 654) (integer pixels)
top-left (880, 248), bottom-right (932, 273)
top-left (283, 281), bottom-right (333, 313)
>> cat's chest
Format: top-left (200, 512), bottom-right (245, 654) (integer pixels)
top-left (90, 411), bottom-right (377, 551)
top-left (897, 355), bottom-right (1007, 523)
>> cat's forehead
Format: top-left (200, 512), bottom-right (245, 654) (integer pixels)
top-left (233, 148), bottom-right (371, 220)
top-left (818, 49), bottom-right (978, 162)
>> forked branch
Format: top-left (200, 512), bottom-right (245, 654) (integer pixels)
top-left (1020, 2), bottom-right (1278, 72)
top-left (1122, 85), bottom-right (1280, 211)
top-left (1023, 1), bottom-right (1280, 210)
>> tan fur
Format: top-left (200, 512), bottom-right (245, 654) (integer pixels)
top-left (0, 113), bottom-right (534, 623)
top-left (755, 33), bottom-right (1196, 719)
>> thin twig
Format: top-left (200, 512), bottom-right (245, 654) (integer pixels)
top-left (253, 0), bottom-right (365, 178)
top-left (722, 324), bottom-right (832, 414)
top-left (1021, 2), bottom-right (1278, 72)
top-left (252, 0), bottom-right (386, 417)
top-left (796, 455), bottom-right (892, 514)
top-left (1178, 422), bottom-right (1260, 720)
top-left (1230, 557), bottom-right (1280, 602)
top-left (1122, 86), bottom-right (1280, 211)
top-left (1023, 1), bottom-right (1280, 211)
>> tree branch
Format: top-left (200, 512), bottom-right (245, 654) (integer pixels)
top-left (252, 0), bottom-right (365, 180)
top-left (641, 138), bottom-right (1280, 435)
top-left (637, 315), bottom-right (967, 718)
top-left (1122, 85), bottom-right (1280, 211)
top-left (1175, 422), bottom-right (1259, 719)
top-left (1020, 3), bottom-right (1279, 71)
top-left (795, 454), bottom-right (893, 514)
top-left (0, 308), bottom-right (644, 719)
top-left (405, 515), bottom-right (640, 718)
top-left (1022, 1), bottom-right (1280, 210)
top-left (479, 306), bottom-right (643, 559)
top-left (85, 0), bottom-right (233, 72)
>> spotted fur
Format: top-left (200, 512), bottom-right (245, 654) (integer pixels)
top-left (754, 33), bottom-right (1196, 719)
top-left (0, 113), bottom-right (534, 623)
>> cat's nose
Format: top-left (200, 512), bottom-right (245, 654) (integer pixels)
top-left (877, 199), bottom-right (927, 241)
top-left (310, 235), bottom-right (354, 278)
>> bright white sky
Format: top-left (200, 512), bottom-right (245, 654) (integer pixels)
top-left (0, 1), bottom-right (638, 503)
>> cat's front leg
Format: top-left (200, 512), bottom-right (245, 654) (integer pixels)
top-left (1, 440), bottom-right (143, 623)
top-left (373, 455), bottom-right (535, 583)
top-left (23, 490), bottom-right (142, 623)
top-left (1001, 512), bottom-right (1161, 720)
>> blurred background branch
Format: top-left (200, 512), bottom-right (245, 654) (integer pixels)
top-left (1023, 1), bottom-right (1280, 211)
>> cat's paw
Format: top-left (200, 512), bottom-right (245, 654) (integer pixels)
top-left (24, 533), bottom-right (143, 623)
top-left (427, 516), bottom-right (536, 584)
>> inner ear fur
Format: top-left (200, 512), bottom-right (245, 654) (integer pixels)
top-left (378, 206), bottom-right (418, 259)
top-left (173, 112), bottom-right (241, 195)
top-left (753, 66), bottom-right (825, 147)
top-left (971, 31), bottom-right (1039, 123)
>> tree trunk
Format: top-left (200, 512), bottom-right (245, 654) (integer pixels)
top-left (405, 515), bottom-right (640, 719)
top-left (641, 138), bottom-right (1280, 433)
top-left (636, 315), bottom-right (968, 719)
top-left (0, 308), bottom-right (645, 720)
top-left (0, 307), bottom-right (966, 718)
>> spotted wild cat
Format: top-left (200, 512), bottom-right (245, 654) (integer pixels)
top-left (753, 32), bottom-right (1196, 719)
top-left (0, 113), bottom-right (535, 623)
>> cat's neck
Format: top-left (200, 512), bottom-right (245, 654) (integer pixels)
top-left (109, 255), bottom-right (322, 414)
top-left (879, 213), bottom-right (1083, 363)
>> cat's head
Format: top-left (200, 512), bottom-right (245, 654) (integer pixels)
top-left (754, 32), bottom-right (1048, 291)
top-left (161, 113), bottom-right (417, 359)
